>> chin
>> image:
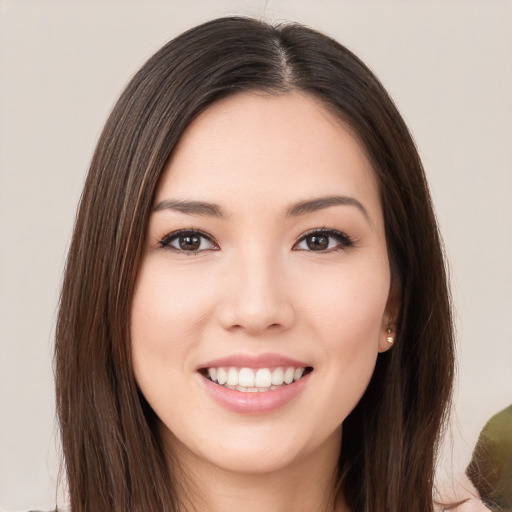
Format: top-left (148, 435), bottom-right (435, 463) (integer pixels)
top-left (167, 419), bottom-right (342, 478)
top-left (200, 441), bottom-right (308, 475)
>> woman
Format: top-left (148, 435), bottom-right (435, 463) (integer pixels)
top-left (55, 16), bottom-right (456, 512)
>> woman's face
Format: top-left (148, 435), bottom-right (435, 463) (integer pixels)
top-left (131, 91), bottom-right (395, 476)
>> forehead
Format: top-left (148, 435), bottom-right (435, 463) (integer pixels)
top-left (157, 91), bottom-right (380, 219)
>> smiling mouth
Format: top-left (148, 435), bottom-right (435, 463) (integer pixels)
top-left (200, 366), bottom-right (314, 392)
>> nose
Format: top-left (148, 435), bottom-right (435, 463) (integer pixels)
top-left (217, 248), bottom-right (296, 335)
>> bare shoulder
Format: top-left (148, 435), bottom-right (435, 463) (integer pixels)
top-left (436, 472), bottom-right (493, 512)
top-left (437, 500), bottom-right (493, 512)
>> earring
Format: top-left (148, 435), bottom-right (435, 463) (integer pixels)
top-left (386, 328), bottom-right (394, 345)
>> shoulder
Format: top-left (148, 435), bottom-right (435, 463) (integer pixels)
top-left (449, 500), bottom-right (493, 512)
top-left (435, 497), bottom-right (492, 512)
top-left (436, 473), bottom-right (493, 512)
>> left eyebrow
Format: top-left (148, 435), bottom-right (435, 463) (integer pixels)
top-left (285, 195), bottom-right (370, 223)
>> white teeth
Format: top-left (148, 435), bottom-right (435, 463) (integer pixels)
top-left (205, 365), bottom-right (309, 392)
top-left (284, 367), bottom-right (295, 384)
top-left (236, 386), bottom-right (259, 392)
top-left (238, 367), bottom-right (255, 387)
top-left (255, 368), bottom-right (272, 387)
top-left (226, 367), bottom-right (238, 386)
top-left (217, 367), bottom-right (227, 385)
top-left (271, 367), bottom-right (284, 385)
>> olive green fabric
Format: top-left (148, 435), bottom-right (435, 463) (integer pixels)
top-left (466, 405), bottom-right (512, 512)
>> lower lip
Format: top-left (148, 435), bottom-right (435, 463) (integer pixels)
top-left (199, 372), bottom-right (312, 415)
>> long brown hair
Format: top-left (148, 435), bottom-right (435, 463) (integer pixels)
top-left (55, 16), bottom-right (454, 512)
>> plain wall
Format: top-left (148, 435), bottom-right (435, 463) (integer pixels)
top-left (0, 0), bottom-right (510, 509)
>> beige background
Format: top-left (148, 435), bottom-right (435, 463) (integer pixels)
top-left (0, 0), bottom-right (511, 510)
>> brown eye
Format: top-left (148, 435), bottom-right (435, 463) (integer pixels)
top-left (305, 234), bottom-right (329, 251)
top-left (294, 229), bottom-right (354, 252)
top-left (159, 230), bottom-right (217, 254)
top-left (179, 234), bottom-right (201, 251)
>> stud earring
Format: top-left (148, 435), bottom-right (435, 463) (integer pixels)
top-left (386, 328), bottom-right (394, 345)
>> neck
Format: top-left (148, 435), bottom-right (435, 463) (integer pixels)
top-left (164, 429), bottom-right (349, 512)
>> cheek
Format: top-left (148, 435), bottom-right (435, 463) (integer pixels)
top-left (130, 262), bottom-right (216, 434)
top-left (130, 260), bottom-right (217, 398)
top-left (300, 257), bottom-right (390, 341)
top-left (298, 260), bottom-right (389, 416)
top-left (131, 260), bottom-right (216, 349)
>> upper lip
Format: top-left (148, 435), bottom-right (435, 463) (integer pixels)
top-left (197, 352), bottom-right (313, 370)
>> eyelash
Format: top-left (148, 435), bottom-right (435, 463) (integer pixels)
top-left (158, 227), bottom-right (355, 255)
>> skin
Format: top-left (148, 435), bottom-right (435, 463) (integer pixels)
top-left (131, 91), bottom-right (397, 512)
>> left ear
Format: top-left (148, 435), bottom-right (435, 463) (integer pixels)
top-left (379, 279), bottom-right (401, 353)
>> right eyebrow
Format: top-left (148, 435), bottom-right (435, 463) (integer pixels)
top-left (153, 199), bottom-right (225, 217)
